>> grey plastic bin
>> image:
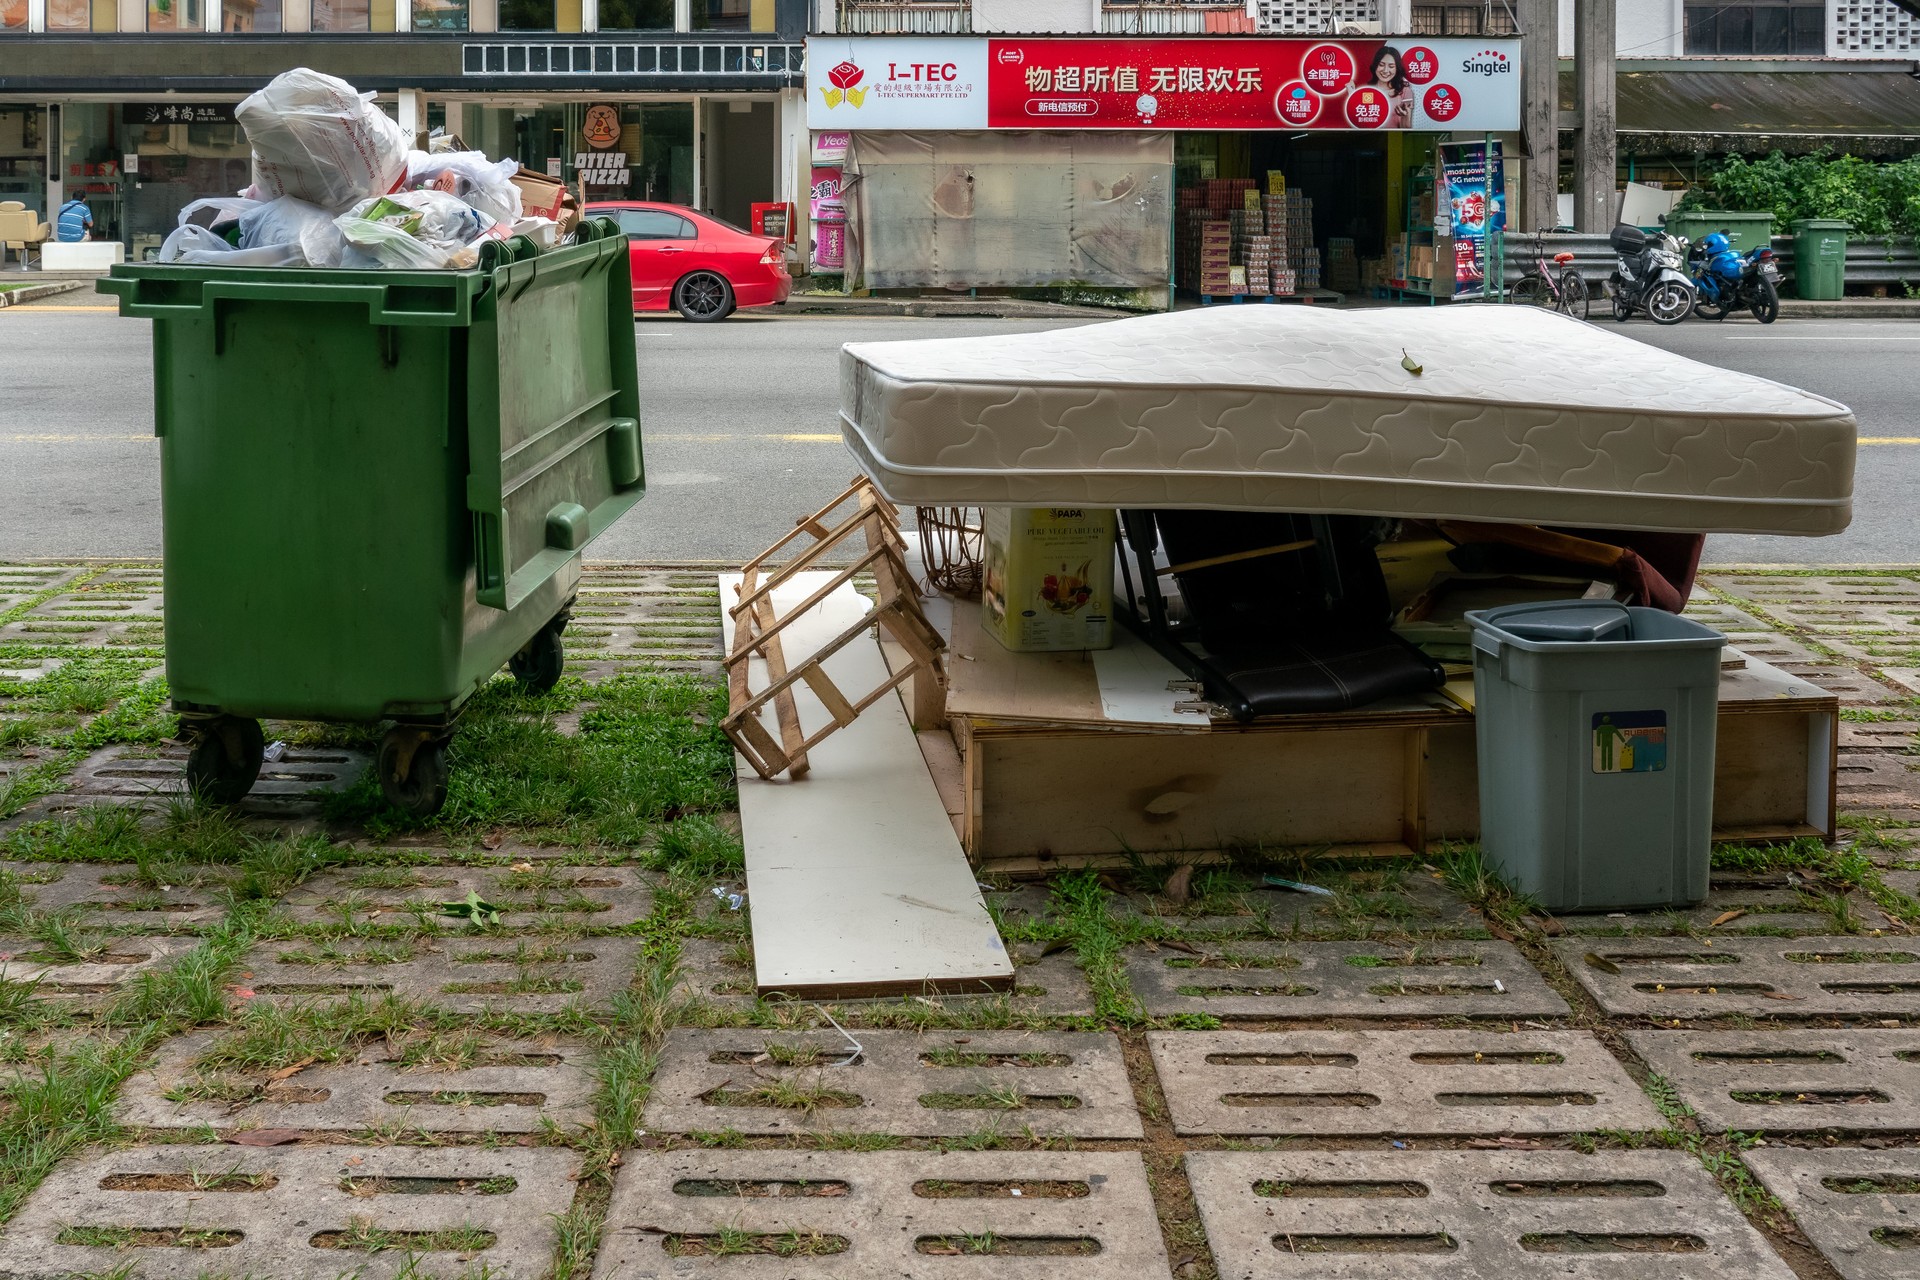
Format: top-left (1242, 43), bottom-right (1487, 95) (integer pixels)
top-left (1466, 599), bottom-right (1726, 913)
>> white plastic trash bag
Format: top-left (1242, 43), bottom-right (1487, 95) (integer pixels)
top-left (238, 68), bottom-right (410, 211)
top-left (159, 224), bottom-right (304, 267)
top-left (334, 189), bottom-right (503, 270)
top-left (238, 196), bottom-right (347, 268)
top-left (403, 150), bottom-right (523, 226)
top-left (177, 197), bottom-right (264, 232)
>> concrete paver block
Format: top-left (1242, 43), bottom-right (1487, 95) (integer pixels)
top-left (1554, 935), bottom-right (1920, 1017)
top-left (0, 1143), bottom-right (578, 1279)
top-left (643, 1029), bottom-right (1142, 1138)
top-left (592, 1150), bottom-right (1170, 1279)
top-left (0, 934), bottom-right (190, 995)
top-left (1743, 1147), bottom-right (1920, 1280)
top-left (278, 863), bottom-right (654, 929)
top-left (0, 859), bottom-right (233, 928)
top-left (1187, 1148), bottom-right (1797, 1280)
top-left (1628, 1028), bottom-right (1920, 1133)
top-left (30, 742), bottom-right (366, 817)
top-left (673, 938), bottom-right (1096, 1016)
top-left (1128, 940), bottom-right (1569, 1019)
top-left (116, 1029), bottom-right (598, 1134)
top-left (237, 936), bottom-right (641, 1014)
top-left (1556, 872), bottom-right (1889, 935)
top-left (1150, 1030), bottom-right (1660, 1136)
top-left (1120, 871), bottom-right (1482, 937)
top-left (1838, 752), bottom-right (1920, 814)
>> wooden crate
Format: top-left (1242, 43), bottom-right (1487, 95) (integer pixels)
top-left (930, 600), bottom-right (1836, 875)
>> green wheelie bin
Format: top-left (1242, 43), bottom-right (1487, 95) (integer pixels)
top-left (97, 220), bottom-right (644, 816)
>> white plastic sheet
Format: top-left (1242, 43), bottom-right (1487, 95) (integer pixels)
top-left (845, 131), bottom-right (1172, 291)
top-left (238, 68), bottom-right (411, 211)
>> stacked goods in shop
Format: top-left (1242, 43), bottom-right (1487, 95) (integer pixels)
top-left (1326, 237), bottom-right (1359, 293)
top-left (1272, 265), bottom-right (1298, 295)
top-left (1197, 219), bottom-right (1233, 296)
top-left (1300, 246), bottom-right (1323, 292)
top-left (1243, 188), bottom-right (1262, 216)
top-left (1227, 264), bottom-right (1247, 295)
top-left (1267, 170), bottom-right (1287, 196)
top-left (1361, 257), bottom-right (1389, 292)
top-left (1243, 234), bottom-right (1273, 295)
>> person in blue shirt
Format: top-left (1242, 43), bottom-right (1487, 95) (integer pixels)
top-left (56, 195), bottom-right (92, 243)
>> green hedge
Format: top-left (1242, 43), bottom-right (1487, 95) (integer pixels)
top-left (1678, 151), bottom-right (1920, 237)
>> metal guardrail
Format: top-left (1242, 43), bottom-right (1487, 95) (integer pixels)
top-left (1496, 231), bottom-right (1920, 292)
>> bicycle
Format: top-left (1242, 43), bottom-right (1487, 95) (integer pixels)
top-left (1507, 229), bottom-right (1590, 320)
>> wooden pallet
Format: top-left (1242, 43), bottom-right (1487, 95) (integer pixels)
top-left (723, 478), bottom-right (946, 781)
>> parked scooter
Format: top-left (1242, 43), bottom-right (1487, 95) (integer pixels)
top-left (1688, 230), bottom-right (1782, 324)
top-left (1607, 224), bottom-right (1696, 325)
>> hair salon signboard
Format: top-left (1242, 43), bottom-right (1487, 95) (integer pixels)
top-left (805, 36), bottom-right (1520, 132)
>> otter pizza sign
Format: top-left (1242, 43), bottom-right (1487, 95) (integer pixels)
top-left (806, 36), bottom-right (1519, 132)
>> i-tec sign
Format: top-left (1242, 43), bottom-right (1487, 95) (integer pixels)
top-left (806, 37), bottom-right (991, 131)
top-left (805, 36), bottom-right (1521, 133)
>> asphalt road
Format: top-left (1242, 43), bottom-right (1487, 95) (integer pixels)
top-left (0, 296), bottom-right (1913, 564)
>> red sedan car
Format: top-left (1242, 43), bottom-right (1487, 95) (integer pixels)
top-left (585, 201), bottom-right (792, 322)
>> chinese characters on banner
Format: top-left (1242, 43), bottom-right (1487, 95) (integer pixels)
top-left (121, 103), bottom-right (236, 126)
top-left (1439, 138), bottom-right (1506, 296)
top-left (805, 36), bottom-right (1520, 132)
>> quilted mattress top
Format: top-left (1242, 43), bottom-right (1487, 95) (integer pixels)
top-left (838, 306), bottom-right (1856, 536)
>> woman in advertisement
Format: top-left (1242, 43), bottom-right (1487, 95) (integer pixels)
top-left (1368, 46), bottom-right (1416, 129)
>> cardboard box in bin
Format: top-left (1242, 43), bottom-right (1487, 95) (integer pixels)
top-left (981, 507), bottom-right (1116, 653)
top-left (511, 168), bottom-right (580, 236)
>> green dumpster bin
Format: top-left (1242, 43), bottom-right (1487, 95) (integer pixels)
top-left (97, 221), bottom-right (644, 815)
top-left (1666, 209), bottom-right (1775, 256)
top-left (1791, 218), bottom-right (1850, 300)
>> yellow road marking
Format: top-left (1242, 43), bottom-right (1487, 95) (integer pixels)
top-left (6, 433), bottom-right (150, 442)
top-left (0, 304), bottom-right (118, 312)
top-left (1860, 437), bottom-right (1920, 445)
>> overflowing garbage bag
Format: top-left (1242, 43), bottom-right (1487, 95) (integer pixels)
top-left (156, 67), bottom-right (563, 271)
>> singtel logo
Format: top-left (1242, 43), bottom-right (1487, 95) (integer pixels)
top-left (1462, 48), bottom-right (1513, 75)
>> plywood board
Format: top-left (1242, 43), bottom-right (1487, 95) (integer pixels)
top-left (720, 572), bottom-right (1012, 998)
top-left (1091, 631), bottom-right (1214, 728)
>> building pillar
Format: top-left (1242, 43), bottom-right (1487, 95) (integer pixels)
top-left (397, 89), bottom-right (426, 143)
top-left (1572, 0), bottom-right (1615, 231)
top-left (1517, 0), bottom-right (1557, 229)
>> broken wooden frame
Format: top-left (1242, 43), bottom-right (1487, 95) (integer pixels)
top-left (724, 478), bottom-right (947, 780)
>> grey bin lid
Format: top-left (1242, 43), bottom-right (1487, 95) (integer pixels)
top-left (1470, 599), bottom-right (1633, 643)
top-left (1497, 604), bottom-right (1632, 643)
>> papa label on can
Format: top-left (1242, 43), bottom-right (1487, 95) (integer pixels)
top-left (981, 507), bottom-right (1116, 653)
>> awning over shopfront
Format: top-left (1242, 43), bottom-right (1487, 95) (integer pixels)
top-left (1558, 59), bottom-right (1920, 155)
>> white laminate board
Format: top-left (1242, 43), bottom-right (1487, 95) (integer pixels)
top-left (719, 572), bottom-right (1012, 996)
top-left (1090, 629), bottom-right (1212, 727)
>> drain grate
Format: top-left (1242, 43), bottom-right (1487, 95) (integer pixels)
top-left (0, 935), bottom-right (191, 997)
top-left (35, 743), bottom-right (367, 815)
top-left (235, 936), bottom-right (642, 1015)
top-left (116, 1029), bottom-right (599, 1135)
top-left (1555, 936), bottom-right (1920, 1017)
top-left (1628, 1029), bottom-right (1920, 1132)
top-left (1127, 940), bottom-right (1569, 1019)
top-left (643, 1029), bottom-right (1142, 1138)
top-left (592, 1150), bottom-right (1169, 1279)
top-left (0, 1144), bottom-right (578, 1280)
top-left (1151, 1030), bottom-right (1660, 1136)
top-left (1187, 1149), bottom-right (1797, 1280)
top-left (0, 860), bottom-right (233, 929)
top-left (1743, 1147), bottom-right (1920, 1280)
top-left (278, 864), bottom-right (654, 929)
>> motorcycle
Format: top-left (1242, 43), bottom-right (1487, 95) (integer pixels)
top-left (1607, 224), bottom-right (1696, 326)
top-left (1688, 230), bottom-right (1781, 324)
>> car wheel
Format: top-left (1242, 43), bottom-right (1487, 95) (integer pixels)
top-left (675, 272), bottom-right (733, 322)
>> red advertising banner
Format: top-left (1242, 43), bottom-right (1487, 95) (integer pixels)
top-left (983, 37), bottom-right (1518, 133)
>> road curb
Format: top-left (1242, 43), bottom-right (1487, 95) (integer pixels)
top-left (782, 295), bottom-right (1128, 320)
top-left (1777, 300), bottom-right (1920, 319)
top-left (0, 280), bottom-right (89, 309)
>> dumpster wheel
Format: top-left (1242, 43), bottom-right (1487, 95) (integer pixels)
top-left (378, 726), bottom-right (450, 819)
top-left (185, 716), bottom-right (265, 806)
top-left (510, 616), bottom-right (567, 694)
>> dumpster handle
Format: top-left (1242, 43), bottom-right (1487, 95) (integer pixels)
top-left (116, 277), bottom-right (475, 327)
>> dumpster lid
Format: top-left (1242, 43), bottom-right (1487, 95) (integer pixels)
top-left (1792, 219), bottom-right (1852, 231)
top-left (1472, 600), bottom-right (1633, 643)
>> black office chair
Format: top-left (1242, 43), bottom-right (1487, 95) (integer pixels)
top-left (1115, 509), bottom-right (1446, 722)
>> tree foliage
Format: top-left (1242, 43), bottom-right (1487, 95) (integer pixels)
top-left (1680, 151), bottom-right (1920, 237)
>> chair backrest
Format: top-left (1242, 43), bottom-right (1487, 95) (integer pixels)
top-left (0, 210), bottom-right (33, 241)
top-left (1150, 510), bottom-right (1391, 651)
top-left (0, 201), bottom-right (23, 212)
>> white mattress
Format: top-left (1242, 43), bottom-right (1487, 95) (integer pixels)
top-left (839, 306), bottom-right (1856, 536)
